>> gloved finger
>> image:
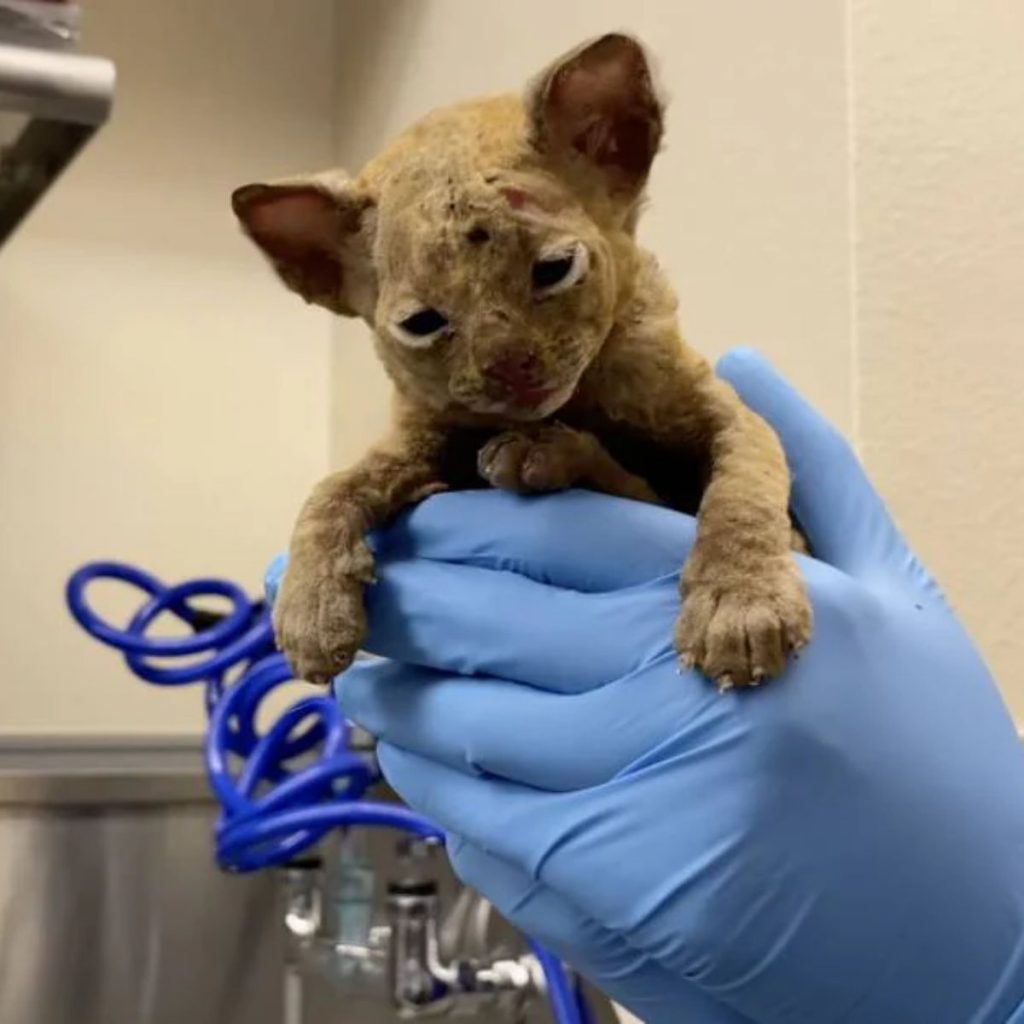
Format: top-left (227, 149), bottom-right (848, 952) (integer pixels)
top-left (374, 489), bottom-right (696, 592)
top-left (717, 348), bottom-right (922, 584)
top-left (378, 743), bottom-right (583, 877)
top-left (378, 743), bottom-right (759, 965)
top-left (338, 653), bottom-right (730, 790)
top-left (348, 557), bottom-right (860, 778)
top-left (364, 559), bottom-right (677, 691)
top-left (449, 838), bottom-right (753, 1024)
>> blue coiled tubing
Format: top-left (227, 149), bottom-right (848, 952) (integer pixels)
top-left (65, 559), bottom-right (592, 1024)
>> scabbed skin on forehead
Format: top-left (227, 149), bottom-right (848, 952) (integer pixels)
top-left (232, 34), bottom-right (664, 422)
top-left (360, 93), bottom-right (612, 316)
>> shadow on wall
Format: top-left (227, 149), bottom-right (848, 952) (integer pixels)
top-left (334, 0), bottom-right (432, 170)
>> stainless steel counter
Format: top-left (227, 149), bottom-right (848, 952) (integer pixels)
top-left (0, 736), bottom-right (285, 1024)
top-left (0, 736), bottom-right (617, 1024)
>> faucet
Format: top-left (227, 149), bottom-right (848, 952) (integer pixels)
top-left (387, 838), bottom-right (540, 1018)
top-left (280, 831), bottom-right (548, 1019)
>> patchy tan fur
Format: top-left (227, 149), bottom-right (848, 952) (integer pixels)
top-left (233, 34), bottom-right (812, 689)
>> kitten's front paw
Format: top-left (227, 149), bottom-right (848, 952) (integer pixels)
top-left (675, 557), bottom-right (812, 689)
top-left (272, 547), bottom-right (372, 686)
top-left (477, 425), bottom-right (587, 493)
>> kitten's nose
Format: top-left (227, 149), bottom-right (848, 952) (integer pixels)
top-left (484, 350), bottom-right (541, 391)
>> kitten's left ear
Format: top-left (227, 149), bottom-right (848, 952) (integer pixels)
top-left (527, 33), bottom-right (664, 200)
top-left (232, 171), bottom-right (376, 317)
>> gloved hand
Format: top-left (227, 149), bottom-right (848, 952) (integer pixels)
top-left (331, 349), bottom-right (1024, 1024)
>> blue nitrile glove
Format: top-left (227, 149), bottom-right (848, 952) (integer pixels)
top-left (328, 349), bottom-right (1024, 1024)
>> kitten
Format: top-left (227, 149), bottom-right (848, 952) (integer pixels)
top-left (233, 33), bottom-right (811, 690)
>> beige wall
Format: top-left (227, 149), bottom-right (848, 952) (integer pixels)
top-left (852, 0), bottom-right (1024, 718)
top-left (0, 0), bottom-right (337, 733)
top-left (2, 1), bottom-right (1022, 739)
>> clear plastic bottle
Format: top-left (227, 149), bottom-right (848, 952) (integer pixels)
top-left (332, 827), bottom-right (375, 957)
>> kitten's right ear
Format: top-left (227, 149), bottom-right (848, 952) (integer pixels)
top-left (231, 172), bottom-right (376, 317)
top-left (527, 34), bottom-right (663, 202)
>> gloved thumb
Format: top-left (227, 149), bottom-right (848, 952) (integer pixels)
top-left (717, 348), bottom-right (927, 589)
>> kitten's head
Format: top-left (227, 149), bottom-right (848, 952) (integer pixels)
top-left (233, 34), bottom-right (663, 422)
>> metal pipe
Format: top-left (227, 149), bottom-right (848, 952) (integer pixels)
top-left (0, 42), bottom-right (114, 125)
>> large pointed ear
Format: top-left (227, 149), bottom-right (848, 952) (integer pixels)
top-left (231, 172), bottom-right (376, 317)
top-left (527, 33), bottom-right (664, 200)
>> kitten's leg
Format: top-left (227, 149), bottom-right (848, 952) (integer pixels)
top-left (671, 373), bottom-right (812, 689)
top-left (478, 424), bottom-right (661, 504)
top-left (275, 426), bottom-right (447, 685)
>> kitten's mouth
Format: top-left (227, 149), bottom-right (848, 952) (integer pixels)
top-left (512, 385), bottom-right (556, 408)
top-left (496, 382), bottom-right (575, 420)
top-left (454, 382), bottom-right (572, 421)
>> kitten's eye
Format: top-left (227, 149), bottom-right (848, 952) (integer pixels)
top-left (400, 308), bottom-right (447, 336)
top-left (532, 242), bottom-right (589, 296)
top-left (393, 307), bottom-right (449, 348)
